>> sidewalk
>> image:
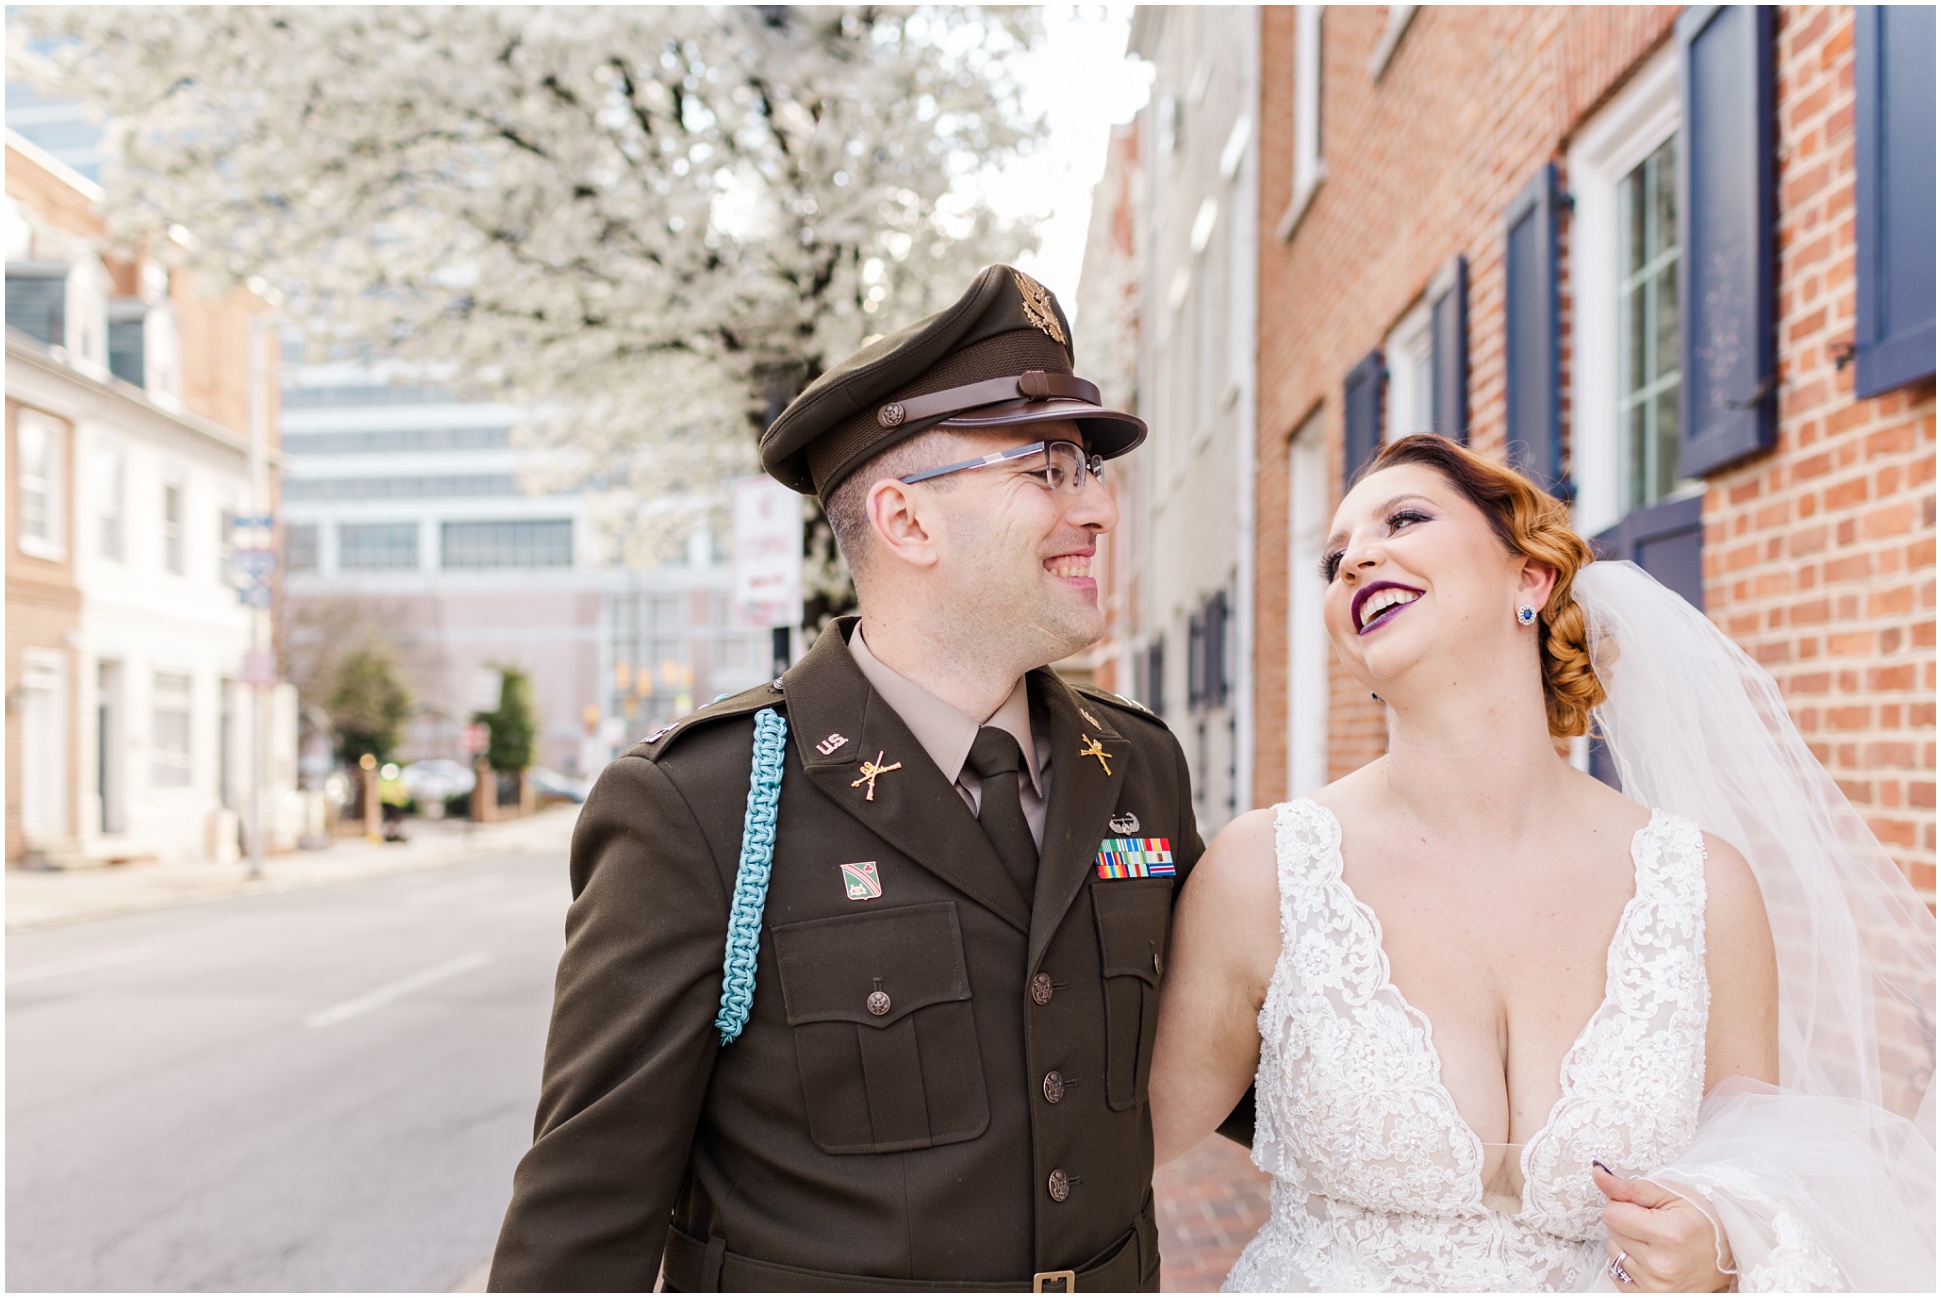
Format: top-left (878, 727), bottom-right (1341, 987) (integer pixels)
top-left (1154, 1131), bottom-right (1274, 1291)
top-left (5, 806), bottom-right (579, 931)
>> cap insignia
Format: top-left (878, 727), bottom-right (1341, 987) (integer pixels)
top-left (1012, 270), bottom-right (1067, 346)
top-left (878, 402), bottom-right (906, 428)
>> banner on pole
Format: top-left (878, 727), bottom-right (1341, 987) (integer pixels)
top-left (731, 476), bottom-right (803, 629)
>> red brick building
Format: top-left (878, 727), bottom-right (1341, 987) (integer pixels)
top-left (1251, 6), bottom-right (1935, 900)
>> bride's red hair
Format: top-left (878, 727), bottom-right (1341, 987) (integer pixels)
top-left (1358, 434), bottom-right (1606, 738)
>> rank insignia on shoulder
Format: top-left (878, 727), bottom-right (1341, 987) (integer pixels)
top-left (839, 860), bottom-right (883, 900)
top-left (1095, 837), bottom-right (1174, 879)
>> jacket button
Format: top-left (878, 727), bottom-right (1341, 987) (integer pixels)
top-left (866, 990), bottom-right (891, 1016)
top-left (1047, 1168), bottom-right (1071, 1202)
top-left (1042, 1071), bottom-right (1066, 1104)
top-left (1031, 973), bottom-right (1055, 1005)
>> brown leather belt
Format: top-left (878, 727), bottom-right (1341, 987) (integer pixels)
top-left (661, 1213), bottom-right (1152, 1292)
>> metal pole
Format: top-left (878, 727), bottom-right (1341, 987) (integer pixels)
top-left (247, 313), bottom-right (268, 880)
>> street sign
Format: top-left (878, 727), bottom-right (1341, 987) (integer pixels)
top-left (240, 648), bottom-right (277, 687)
top-left (462, 722), bottom-right (490, 755)
top-left (233, 547), bottom-right (278, 577)
top-left (731, 475), bottom-right (803, 629)
top-left (466, 667), bottom-right (504, 713)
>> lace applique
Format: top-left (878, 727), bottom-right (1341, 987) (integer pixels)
top-left (1228, 800), bottom-right (1710, 1293)
top-left (1659, 1166), bottom-right (1848, 1293)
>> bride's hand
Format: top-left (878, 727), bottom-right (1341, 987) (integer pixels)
top-left (1592, 1163), bottom-right (1733, 1292)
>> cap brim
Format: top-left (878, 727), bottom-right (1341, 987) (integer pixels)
top-left (937, 398), bottom-right (1147, 459)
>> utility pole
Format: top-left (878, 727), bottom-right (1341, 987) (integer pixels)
top-left (246, 312), bottom-right (270, 881)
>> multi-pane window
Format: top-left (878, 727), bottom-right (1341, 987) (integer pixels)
top-left (282, 426), bottom-right (512, 455)
top-left (282, 473), bottom-right (520, 502)
top-left (98, 445), bottom-right (125, 561)
top-left (284, 523), bottom-right (320, 572)
top-left (151, 671), bottom-right (193, 787)
top-left (15, 409), bottom-right (65, 558)
top-left (162, 480), bottom-right (185, 574)
top-left (440, 519), bottom-right (572, 569)
top-left (5, 269), bottom-right (66, 346)
top-left (1618, 136), bottom-right (1682, 510)
top-left (338, 522), bottom-right (420, 570)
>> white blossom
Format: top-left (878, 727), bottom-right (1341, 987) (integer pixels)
top-left (11, 5), bottom-right (1044, 561)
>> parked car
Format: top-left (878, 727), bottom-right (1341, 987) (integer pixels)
top-left (400, 758), bottom-right (478, 804)
top-left (530, 767), bottom-right (591, 804)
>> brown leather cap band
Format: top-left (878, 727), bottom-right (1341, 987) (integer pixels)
top-left (877, 371), bottom-right (1103, 429)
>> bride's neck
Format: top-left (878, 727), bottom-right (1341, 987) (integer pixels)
top-left (1379, 681), bottom-right (1576, 837)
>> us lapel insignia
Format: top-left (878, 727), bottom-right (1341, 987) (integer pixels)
top-left (1096, 837), bottom-right (1175, 879)
top-left (851, 751), bottom-right (903, 801)
top-left (816, 731), bottom-right (850, 756)
top-left (1079, 734), bottom-right (1113, 775)
top-left (1109, 811), bottom-right (1141, 834)
top-left (839, 860), bottom-right (883, 901)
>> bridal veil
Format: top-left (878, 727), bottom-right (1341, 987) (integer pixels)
top-left (1574, 560), bottom-right (1935, 1290)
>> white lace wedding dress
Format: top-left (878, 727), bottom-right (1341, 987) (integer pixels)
top-left (1226, 798), bottom-right (1710, 1292)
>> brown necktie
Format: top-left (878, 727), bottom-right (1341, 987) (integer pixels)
top-left (967, 726), bottom-right (1038, 902)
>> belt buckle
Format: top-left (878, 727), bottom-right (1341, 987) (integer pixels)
top-left (1032, 1270), bottom-right (1077, 1293)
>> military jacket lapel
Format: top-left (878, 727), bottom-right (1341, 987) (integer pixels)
top-left (1027, 668), bottom-right (1129, 971)
top-left (785, 624), bottom-right (1032, 933)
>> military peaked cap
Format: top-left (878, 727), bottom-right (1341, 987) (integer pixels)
top-left (761, 264), bottom-right (1147, 498)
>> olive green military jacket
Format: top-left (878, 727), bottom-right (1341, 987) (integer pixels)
top-left (489, 619), bottom-right (1204, 1292)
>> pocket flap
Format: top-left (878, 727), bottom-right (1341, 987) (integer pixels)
top-left (772, 900), bottom-right (971, 1028)
top-left (1091, 878), bottom-right (1174, 984)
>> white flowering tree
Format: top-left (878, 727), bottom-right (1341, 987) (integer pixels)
top-left (11, 5), bottom-right (1042, 592)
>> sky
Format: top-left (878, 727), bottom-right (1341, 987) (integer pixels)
top-left (979, 5), bottom-right (1154, 317)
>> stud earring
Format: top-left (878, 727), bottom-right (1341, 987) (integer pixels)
top-left (1516, 604), bottom-right (1538, 627)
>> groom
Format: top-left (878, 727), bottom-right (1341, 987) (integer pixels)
top-left (489, 266), bottom-right (1206, 1291)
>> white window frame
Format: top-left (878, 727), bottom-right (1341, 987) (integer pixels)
top-left (19, 648), bottom-right (68, 836)
top-left (1566, 47), bottom-right (1679, 539)
top-left (161, 474), bottom-right (186, 575)
top-left (1383, 298), bottom-right (1434, 442)
top-left (150, 669), bottom-right (195, 789)
top-left (97, 441), bottom-right (126, 562)
top-left (15, 408), bottom-right (67, 561)
top-left (1286, 408), bottom-right (1330, 798)
top-left (1279, 6), bottom-right (1326, 240)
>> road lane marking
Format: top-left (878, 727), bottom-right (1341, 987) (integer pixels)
top-left (7, 946), bottom-right (157, 985)
top-left (403, 879), bottom-right (503, 906)
top-left (305, 951), bottom-right (493, 1028)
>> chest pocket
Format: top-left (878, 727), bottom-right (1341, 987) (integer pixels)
top-left (1091, 878), bottom-right (1174, 1111)
top-left (771, 900), bottom-right (990, 1155)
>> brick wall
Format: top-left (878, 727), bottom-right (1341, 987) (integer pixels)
top-left (1704, 6), bottom-right (1936, 894)
top-left (5, 398), bottom-right (83, 862)
top-left (1253, 6), bottom-right (1933, 899)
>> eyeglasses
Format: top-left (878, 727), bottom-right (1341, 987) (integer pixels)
top-left (898, 440), bottom-right (1106, 495)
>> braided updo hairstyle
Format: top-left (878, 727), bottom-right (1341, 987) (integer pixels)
top-left (1357, 434), bottom-right (1605, 738)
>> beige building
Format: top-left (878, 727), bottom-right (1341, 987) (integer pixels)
top-left (6, 132), bottom-right (296, 866)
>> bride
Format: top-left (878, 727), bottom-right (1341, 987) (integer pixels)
top-left (1151, 434), bottom-right (1935, 1292)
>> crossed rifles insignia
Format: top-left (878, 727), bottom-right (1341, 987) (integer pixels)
top-left (851, 751), bottom-right (902, 802)
top-left (1079, 735), bottom-right (1112, 776)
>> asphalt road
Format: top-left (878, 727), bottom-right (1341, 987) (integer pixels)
top-left (7, 844), bottom-right (571, 1292)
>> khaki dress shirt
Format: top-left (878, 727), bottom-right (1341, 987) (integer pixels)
top-left (849, 628), bottom-right (1050, 850)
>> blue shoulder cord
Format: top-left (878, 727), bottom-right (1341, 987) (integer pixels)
top-left (715, 706), bottom-right (787, 1045)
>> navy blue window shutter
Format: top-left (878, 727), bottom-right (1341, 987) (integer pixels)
top-left (1854, 5), bottom-right (1936, 397)
top-left (1430, 256), bottom-right (1469, 442)
top-left (1342, 350), bottom-right (1385, 488)
top-left (1504, 166), bottom-right (1561, 490)
top-left (1677, 5), bottom-right (1777, 476)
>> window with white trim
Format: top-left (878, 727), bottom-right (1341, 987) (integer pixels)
top-left (162, 478), bottom-right (185, 574)
top-left (15, 408), bottom-right (66, 560)
top-left (1383, 299), bottom-right (1433, 441)
top-left (151, 671), bottom-right (193, 788)
top-left (1280, 6), bottom-right (1326, 238)
top-left (98, 443), bottom-right (125, 561)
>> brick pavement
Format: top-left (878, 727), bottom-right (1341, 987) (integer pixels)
top-left (1153, 1132), bottom-right (1273, 1292)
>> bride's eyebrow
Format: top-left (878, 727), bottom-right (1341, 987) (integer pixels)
top-left (1324, 493), bottom-right (1440, 550)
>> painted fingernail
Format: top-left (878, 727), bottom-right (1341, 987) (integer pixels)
top-left (1592, 1159), bottom-right (1613, 1174)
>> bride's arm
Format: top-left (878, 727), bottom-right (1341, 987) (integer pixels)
top-left (1151, 809), bottom-right (1282, 1167)
top-left (1599, 833), bottom-right (1781, 1293)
